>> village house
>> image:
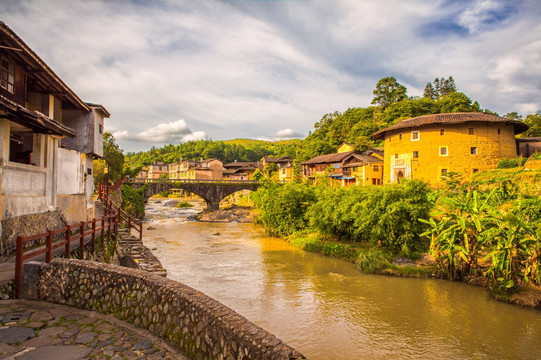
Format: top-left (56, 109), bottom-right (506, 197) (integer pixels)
top-left (373, 112), bottom-right (529, 184)
top-left (169, 159), bottom-right (223, 180)
top-left (223, 161), bottom-right (261, 180)
top-left (516, 137), bottom-right (541, 158)
top-left (0, 22), bottom-right (109, 257)
top-left (301, 143), bottom-right (384, 186)
top-left (147, 161), bottom-right (168, 179)
top-left (262, 156), bottom-right (294, 182)
top-left (342, 148), bottom-right (384, 186)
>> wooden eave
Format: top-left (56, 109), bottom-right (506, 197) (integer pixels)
top-left (0, 22), bottom-right (89, 112)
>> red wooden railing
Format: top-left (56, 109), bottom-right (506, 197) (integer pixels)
top-left (15, 213), bottom-right (118, 298)
top-left (15, 176), bottom-right (143, 298)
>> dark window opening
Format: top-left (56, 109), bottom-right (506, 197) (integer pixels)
top-left (471, 147), bottom-right (478, 155)
top-left (98, 124), bottom-right (103, 134)
top-left (413, 151), bottom-right (419, 158)
top-left (399, 134), bottom-right (402, 140)
top-left (9, 131), bottom-right (34, 164)
top-left (1, 57), bottom-right (15, 93)
top-left (395, 154), bottom-right (398, 159)
top-left (87, 168), bottom-right (92, 175)
top-left (498, 128), bottom-right (501, 135)
top-left (440, 129), bottom-right (444, 135)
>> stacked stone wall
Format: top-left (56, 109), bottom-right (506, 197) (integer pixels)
top-left (29, 259), bottom-right (306, 360)
top-left (0, 211), bottom-right (66, 259)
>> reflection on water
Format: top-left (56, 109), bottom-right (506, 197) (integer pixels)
top-left (143, 199), bottom-right (541, 360)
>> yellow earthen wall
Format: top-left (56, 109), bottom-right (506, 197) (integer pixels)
top-left (382, 123), bottom-right (518, 184)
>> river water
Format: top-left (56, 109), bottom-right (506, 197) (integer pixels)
top-left (142, 199), bottom-right (541, 360)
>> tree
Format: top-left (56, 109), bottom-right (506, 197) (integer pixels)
top-left (424, 76), bottom-right (457, 99)
top-left (93, 132), bottom-right (125, 185)
top-left (504, 112), bottom-right (523, 122)
top-left (371, 77), bottom-right (407, 109)
top-left (252, 168), bottom-right (263, 181)
top-left (519, 113), bottom-right (541, 138)
top-left (264, 163), bottom-right (279, 177)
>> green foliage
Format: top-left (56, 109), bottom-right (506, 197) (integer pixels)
top-left (176, 201), bottom-right (193, 208)
top-left (520, 112), bottom-right (541, 138)
top-left (497, 156), bottom-right (526, 169)
top-left (356, 247), bottom-right (392, 273)
top-left (264, 163), bottom-right (279, 177)
top-left (250, 182), bottom-right (316, 236)
top-left (121, 184), bottom-right (146, 218)
top-left (423, 77), bottom-right (457, 100)
top-left (252, 168), bottom-right (263, 181)
top-left (125, 139), bottom-right (301, 170)
top-left (424, 187), bottom-right (541, 286)
top-left (94, 132), bottom-right (125, 185)
top-left (252, 180), bottom-right (433, 252)
top-left (371, 76), bottom-right (407, 109)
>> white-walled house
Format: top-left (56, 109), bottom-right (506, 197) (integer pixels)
top-left (0, 22), bottom-right (109, 257)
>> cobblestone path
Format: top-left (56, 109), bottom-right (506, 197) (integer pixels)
top-left (0, 299), bottom-right (190, 359)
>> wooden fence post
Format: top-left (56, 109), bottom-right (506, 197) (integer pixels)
top-left (91, 219), bottom-right (96, 253)
top-left (79, 221), bottom-right (85, 260)
top-left (46, 230), bottom-right (52, 263)
top-left (15, 236), bottom-right (23, 299)
top-left (65, 226), bottom-right (71, 259)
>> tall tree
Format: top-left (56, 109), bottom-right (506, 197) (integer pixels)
top-left (423, 83), bottom-right (436, 100)
top-left (371, 77), bottom-right (407, 109)
top-left (93, 132), bottom-right (125, 185)
top-left (425, 76), bottom-right (457, 99)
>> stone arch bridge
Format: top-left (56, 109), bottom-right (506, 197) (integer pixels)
top-left (125, 179), bottom-right (261, 210)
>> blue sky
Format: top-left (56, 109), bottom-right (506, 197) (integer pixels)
top-left (2, 0), bottom-right (540, 152)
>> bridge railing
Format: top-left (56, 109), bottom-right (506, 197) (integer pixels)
top-left (128, 178), bottom-right (260, 185)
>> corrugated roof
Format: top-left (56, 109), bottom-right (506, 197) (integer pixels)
top-left (373, 112), bottom-right (529, 139)
top-left (301, 151), bottom-right (355, 165)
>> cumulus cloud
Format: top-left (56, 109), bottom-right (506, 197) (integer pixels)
top-left (110, 119), bottom-right (208, 145)
top-left (276, 128), bottom-right (303, 139)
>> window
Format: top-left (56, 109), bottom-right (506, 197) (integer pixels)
top-left (413, 151), bottom-right (419, 159)
top-left (441, 168), bottom-right (448, 176)
top-left (440, 129), bottom-right (445, 135)
top-left (9, 131), bottom-right (34, 165)
top-left (399, 134), bottom-right (402, 140)
top-left (411, 131), bottom-right (420, 141)
top-left (1, 57), bottom-right (15, 93)
top-left (471, 147), bottom-right (478, 155)
top-left (439, 146), bottom-right (448, 156)
top-left (87, 168), bottom-right (92, 175)
top-left (372, 178), bottom-right (378, 185)
top-left (498, 128), bottom-right (501, 135)
top-left (394, 154), bottom-right (398, 159)
top-left (468, 128), bottom-right (474, 135)
top-left (373, 165), bottom-right (379, 171)
top-left (98, 124), bottom-right (103, 134)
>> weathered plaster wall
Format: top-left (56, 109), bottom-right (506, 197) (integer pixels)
top-left (28, 259), bottom-right (306, 360)
top-left (56, 194), bottom-right (86, 224)
top-left (57, 148), bottom-right (84, 195)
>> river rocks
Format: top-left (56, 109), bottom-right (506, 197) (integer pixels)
top-left (163, 200), bottom-right (180, 207)
top-left (195, 206), bottom-right (254, 223)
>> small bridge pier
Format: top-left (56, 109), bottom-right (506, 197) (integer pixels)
top-left (125, 179), bottom-right (261, 210)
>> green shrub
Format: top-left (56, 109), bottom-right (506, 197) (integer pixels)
top-left (176, 201), bottom-right (193, 208)
top-left (497, 156), bottom-right (526, 169)
top-left (121, 184), bottom-right (146, 218)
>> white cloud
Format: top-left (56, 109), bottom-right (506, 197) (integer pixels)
top-left (2, 0), bottom-right (540, 152)
top-left (276, 128), bottom-right (302, 139)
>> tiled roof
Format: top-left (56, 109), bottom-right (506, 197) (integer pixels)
top-left (262, 156), bottom-right (292, 163)
top-left (300, 151), bottom-right (355, 165)
top-left (373, 112), bottom-right (529, 139)
top-left (342, 155), bottom-right (383, 167)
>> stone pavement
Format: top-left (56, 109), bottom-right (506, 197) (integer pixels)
top-left (0, 299), bottom-right (190, 360)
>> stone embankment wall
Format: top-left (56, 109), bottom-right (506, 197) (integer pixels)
top-left (0, 211), bottom-right (66, 259)
top-left (116, 228), bottom-right (167, 277)
top-left (24, 259), bottom-right (306, 360)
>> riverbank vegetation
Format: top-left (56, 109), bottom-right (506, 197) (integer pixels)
top-left (250, 173), bottom-right (541, 305)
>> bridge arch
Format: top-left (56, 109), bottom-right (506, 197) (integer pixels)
top-left (125, 180), bottom-right (261, 210)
